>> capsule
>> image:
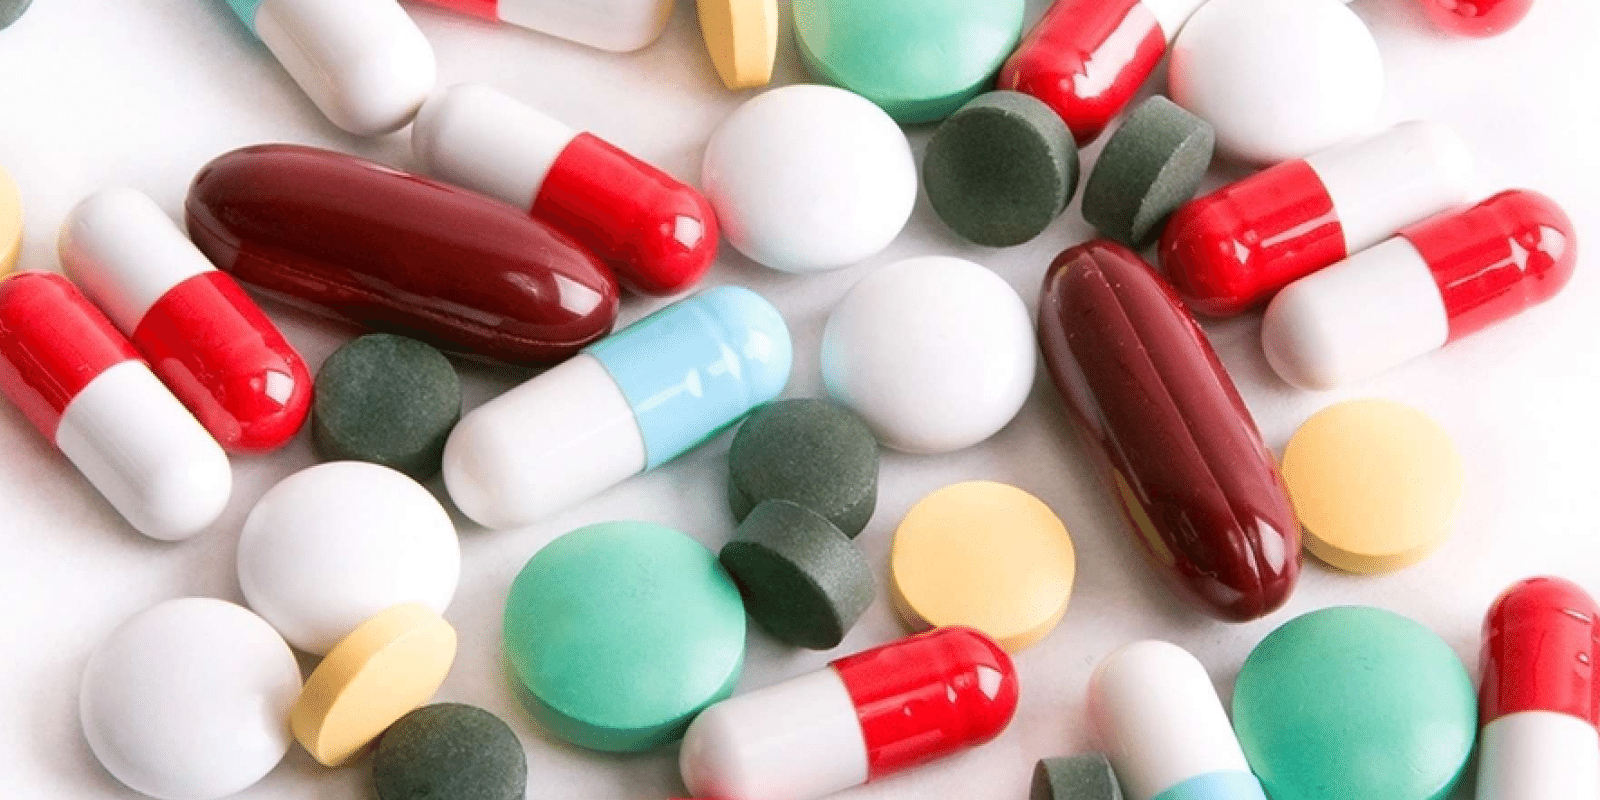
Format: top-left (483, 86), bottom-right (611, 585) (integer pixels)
top-left (413, 84), bottom-right (718, 297)
top-left (1091, 641), bottom-right (1267, 800)
top-left (1263, 189), bottom-right (1577, 389)
top-left (1161, 121), bottom-right (1474, 317)
top-left (443, 286), bottom-right (791, 529)
top-left (680, 627), bottom-right (1018, 800)
top-left (1418, 0), bottom-right (1533, 37)
top-left (1478, 577), bottom-right (1600, 800)
top-left (0, 272), bottom-right (231, 540)
top-left (408, 0), bottom-right (672, 52)
top-left (998, 0), bottom-right (1209, 144)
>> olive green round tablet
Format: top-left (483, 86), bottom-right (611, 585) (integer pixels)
top-left (1082, 96), bottom-right (1215, 248)
top-left (503, 522), bottom-right (745, 752)
top-left (728, 398), bottom-right (880, 538)
top-left (313, 334), bottom-right (461, 480)
top-left (720, 500), bottom-right (875, 650)
top-left (0, 0), bottom-right (31, 30)
top-left (1232, 606), bottom-right (1476, 800)
top-left (1033, 753), bottom-right (1123, 800)
top-left (374, 703), bottom-right (526, 800)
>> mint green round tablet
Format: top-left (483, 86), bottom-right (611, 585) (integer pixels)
top-left (1232, 607), bottom-right (1476, 800)
top-left (793, 0), bottom-right (1026, 124)
top-left (503, 522), bottom-right (745, 752)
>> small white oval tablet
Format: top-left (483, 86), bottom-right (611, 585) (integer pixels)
top-left (81, 598), bottom-right (302, 800)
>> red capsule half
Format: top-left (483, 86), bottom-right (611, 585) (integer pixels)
top-left (1418, 0), bottom-right (1533, 37)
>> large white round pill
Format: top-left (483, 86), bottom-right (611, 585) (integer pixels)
top-left (821, 256), bottom-right (1036, 454)
top-left (1169, 0), bottom-right (1383, 165)
top-left (80, 598), bottom-right (302, 800)
top-left (702, 84), bottom-right (917, 274)
top-left (237, 461), bottom-right (460, 655)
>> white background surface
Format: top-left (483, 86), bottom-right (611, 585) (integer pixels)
top-left (1, 1), bottom-right (1597, 798)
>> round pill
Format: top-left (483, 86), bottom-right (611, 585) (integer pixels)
top-left (375, 703), bottom-right (527, 800)
top-left (1232, 606), bottom-right (1477, 800)
top-left (1169, 0), bottom-right (1383, 165)
top-left (822, 257), bottom-right (1036, 455)
top-left (237, 461), bottom-right (461, 655)
top-left (1281, 399), bottom-right (1463, 574)
top-left (697, 0), bottom-right (778, 89)
top-left (1033, 753), bottom-right (1123, 800)
top-left (923, 91), bottom-right (1080, 248)
top-left (720, 499), bottom-right (876, 650)
top-left (313, 334), bottom-right (462, 480)
top-left (503, 521), bottom-right (745, 752)
top-left (891, 482), bottom-right (1075, 651)
top-left (0, 164), bottom-right (19, 274)
top-left (80, 598), bottom-right (302, 800)
top-left (727, 398), bottom-right (880, 538)
top-left (702, 85), bottom-right (916, 274)
top-left (0, 0), bottom-right (30, 30)
top-left (292, 603), bottom-right (458, 767)
top-left (1082, 96), bottom-right (1216, 249)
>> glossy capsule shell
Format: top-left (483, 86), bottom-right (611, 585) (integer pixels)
top-left (1038, 240), bottom-right (1300, 621)
top-left (61, 189), bottom-right (311, 453)
top-left (186, 144), bottom-right (619, 367)
top-left (1419, 0), bottom-right (1533, 37)
top-left (680, 627), bottom-right (1018, 800)
top-left (0, 272), bottom-right (230, 540)
top-left (1477, 577), bottom-right (1600, 800)
top-left (413, 84), bottom-right (718, 296)
top-left (409, 0), bottom-right (673, 52)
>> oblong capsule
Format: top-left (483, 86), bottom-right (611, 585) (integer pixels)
top-left (185, 144), bottom-right (619, 367)
top-left (0, 272), bottom-right (231, 540)
top-left (409, 0), bottom-right (673, 52)
top-left (1038, 239), bottom-right (1300, 621)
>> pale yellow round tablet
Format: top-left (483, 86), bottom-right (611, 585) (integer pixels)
top-left (290, 603), bottom-right (457, 767)
top-left (698, 0), bottom-right (779, 90)
top-left (1281, 399), bottom-right (1463, 574)
top-left (890, 481), bottom-right (1075, 652)
top-left (0, 165), bottom-right (20, 275)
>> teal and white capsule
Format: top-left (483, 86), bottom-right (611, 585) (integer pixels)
top-left (443, 286), bottom-right (793, 529)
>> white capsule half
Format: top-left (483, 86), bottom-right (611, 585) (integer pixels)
top-left (1478, 712), bottom-right (1600, 800)
top-left (1305, 120), bottom-right (1474, 256)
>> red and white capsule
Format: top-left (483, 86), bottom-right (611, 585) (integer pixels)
top-left (61, 189), bottom-right (312, 453)
top-left (1477, 576), bottom-right (1600, 800)
top-left (1263, 189), bottom-right (1576, 389)
top-left (680, 627), bottom-right (1018, 800)
top-left (413, 83), bottom-right (718, 296)
top-left (0, 272), bottom-right (231, 540)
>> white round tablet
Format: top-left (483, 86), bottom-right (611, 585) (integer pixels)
top-left (821, 256), bottom-right (1036, 454)
top-left (80, 598), bottom-right (302, 800)
top-left (237, 461), bottom-right (460, 655)
top-left (1169, 0), bottom-right (1383, 165)
top-left (702, 84), bottom-right (917, 274)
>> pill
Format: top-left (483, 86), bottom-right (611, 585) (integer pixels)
top-left (1160, 121), bottom-right (1474, 316)
top-left (0, 0), bottom-right (30, 29)
top-left (681, 627), bottom-right (1018, 800)
top-left (822, 256), bottom-right (1035, 455)
top-left (374, 703), bottom-right (527, 800)
top-left (312, 334), bottom-right (461, 481)
top-left (221, 0), bottom-right (435, 136)
top-left (1263, 189), bottom-right (1577, 389)
top-left (1477, 577), bottom-right (1600, 800)
top-left (922, 91), bottom-right (1080, 247)
top-left (80, 598), bottom-right (301, 800)
top-left (292, 603), bottom-right (457, 767)
top-left (999, 0), bottom-right (1208, 144)
top-left (1281, 399), bottom-right (1463, 573)
top-left (720, 500), bottom-right (875, 650)
top-left (237, 461), bottom-right (460, 654)
top-left (698, 0), bottom-right (779, 89)
top-left (60, 188), bottom-right (312, 453)
top-left (1038, 240), bottom-right (1300, 621)
top-left (1082, 97), bottom-right (1215, 249)
top-left (444, 286), bottom-right (791, 529)
top-left (1090, 641), bottom-right (1267, 800)
top-left (1232, 607), bottom-right (1476, 800)
top-left (0, 271), bottom-right (231, 541)
top-left (1033, 753), bottom-right (1123, 800)
top-left (727, 398), bottom-right (879, 538)
top-left (186, 144), bottom-right (619, 366)
top-left (1169, 0), bottom-right (1383, 165)
top-left (410, 0), bottom-right (672, 52)
top-left (793, 0), bottom-right (1026, 124)
top-left (891, 482), bottom-right (1075, 652)
top-left (0, 164), bottom-right (18, 274)
top-left (1418, 0), bottom-right (1533, 37)
top-left (413, 84), bottom-right (719, 296)
top-left (701, 85), bottom-right (916, 274)
top-left (503, 522), bottom-right (746, 752)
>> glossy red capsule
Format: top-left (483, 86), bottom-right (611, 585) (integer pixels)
top-left (1418, 0), bottom-right (1533, 37)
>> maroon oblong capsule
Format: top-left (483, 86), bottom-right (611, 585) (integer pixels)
top-left (1037, 239), bottom-right (1300, 621)
top-left (185, 144), bottom-right (620, 366)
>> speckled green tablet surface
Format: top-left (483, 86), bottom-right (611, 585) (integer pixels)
top-left (721, 500), bottom-right (875, 650)
top-left (1082, 97), bottom-right (1215, 249)
top-left (728, 398), bottom-right (880, 538)
top-left (1032, 753), bottom-right (1123, 800)
top-left (503, 522), bottom-right (745, 752)
top-left (374, 703), bottom-right (526, 800)
top-left (1232, 606), bottom-right (1476, 800)
top-left (0, 0), bottom-right (31, 29)
top-left (313, 334), bottom-right (461, 480)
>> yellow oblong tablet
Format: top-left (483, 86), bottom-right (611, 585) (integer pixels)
top-left (291, 603), bottom-right (456, 767)
top-left (698, 0), bottom-right (779, 90)
top-left (890, 481), bottom-right (1075, 652)
top-left (1, 165), bottom-right (20, 275)
top-left (1282, 399), bottom-right (1463, 574)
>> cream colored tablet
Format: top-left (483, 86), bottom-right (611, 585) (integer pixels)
top-left (698, 0), bottom-right (778, 90)
top-left (1, 165), bottom-right (20, 274)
